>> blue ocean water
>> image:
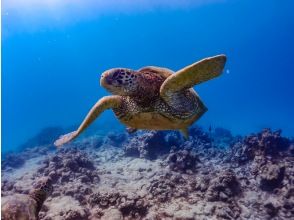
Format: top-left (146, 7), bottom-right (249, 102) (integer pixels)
top-left (2, 0), bottom-right (294, 153)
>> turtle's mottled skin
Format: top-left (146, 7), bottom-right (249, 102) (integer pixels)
top-left (54, 55), bottom-right (226, 147)
top-left (110, 72), bottom-right (204, 130)
top-left (1, 178), bottom-right (52, 220)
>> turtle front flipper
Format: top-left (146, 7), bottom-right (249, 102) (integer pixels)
top-left (54, 95), bottom-right (122, 147)
top-left (160, 54), bottom-right (226, 98)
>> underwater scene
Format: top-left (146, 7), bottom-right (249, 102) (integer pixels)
top-left (2, 0), bottom-right (294, 219)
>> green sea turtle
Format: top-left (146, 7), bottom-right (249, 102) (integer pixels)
top-left (54, 54), bottom-right (226, 147)
top-left (1, 177), bottom-right (52, 220)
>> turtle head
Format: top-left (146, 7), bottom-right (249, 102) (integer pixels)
top-left (100, 68), bottom-right (139, 95)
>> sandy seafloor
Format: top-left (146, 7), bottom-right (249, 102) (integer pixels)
top-left (1, 126), bottom-right (294, 220)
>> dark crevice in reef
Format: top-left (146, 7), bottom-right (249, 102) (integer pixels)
top-left (1, 126), bottom-right (294, 219)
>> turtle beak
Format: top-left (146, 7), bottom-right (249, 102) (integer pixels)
top-left (100, 70), bottom-right (117, 92)
top-left (100, 71), bottom-right (109, 88)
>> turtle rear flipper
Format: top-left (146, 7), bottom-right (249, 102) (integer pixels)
top-left (179, 128), bottom-right (189, 139)
top-left (126, 127), bottom-right (137, 134)
top-left (160, 54), bottom-right (226, 98)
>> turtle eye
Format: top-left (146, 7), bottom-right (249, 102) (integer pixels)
top-left (113, 71), bottom-right (118, 78)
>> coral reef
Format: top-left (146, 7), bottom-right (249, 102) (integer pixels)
top-left (166, 147), bottom-right (200, 173)
top-left (39, 147), bottom-right (100, 185)
top-left (104, 132), bottom-right (127, 148)
top-left (206, 169), bottom-right (240, 202)
top-left (147, 172), bottom-right (189, 203)
top-left (1, 177), bottom-right (52, 220)
top-left (189, 126), bottom-right (212, 145)
top-left (2, 146), bottom-right (54, 174)
top-left (229, 128), bottom-right (291, 164)
top-left (1, 127), bottom-right (293, 220)
top-left (89, 191), bottom-right (149, 219)
top-left (259, 163), bottom-right (285, 191)
top-left (2, 153), bottom-right (26, 170)
top-left (212, 127), bottom-right (236, 147)
top-left (123, 131), bottom-right (181, 159)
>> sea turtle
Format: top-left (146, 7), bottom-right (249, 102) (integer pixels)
top-left (1, 177), bottom-right (53, 220)
top-left (54, 54), bottom-right (226, 147)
